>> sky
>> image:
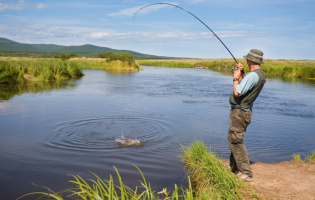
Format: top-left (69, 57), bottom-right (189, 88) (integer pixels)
top-left (0, 0), bottom-right (314, 59)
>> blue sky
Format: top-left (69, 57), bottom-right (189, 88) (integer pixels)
top-left (0, 0), bottom-right (314, 59)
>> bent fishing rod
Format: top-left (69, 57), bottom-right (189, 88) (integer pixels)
top-left (133, 2), bottom-right (243, 73)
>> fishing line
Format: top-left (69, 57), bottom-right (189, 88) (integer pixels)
top-left (133, 2), bottom-right (239, 64)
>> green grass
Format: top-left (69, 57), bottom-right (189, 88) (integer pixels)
top-left (18, 165), bottom-right (194, 200)
top-left (305, 150), bottom-right (315, 162)
top-left (292, 153), bottom-right (302, 162)
top-left (0, 57), bottom-right (83, 84)
top-left (138, 59), bottom-right (315, 79)
top-left (0, 56), bottom-right (140, 84)
top-left (70, 58), bottom-right (139, 72)
top-left (180, 140), bottom-right (257, 200)
top-left (292, 150), bottom-right (315, 162)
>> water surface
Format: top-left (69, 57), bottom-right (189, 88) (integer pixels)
top-left (1, 66), bottom-right (315, 199)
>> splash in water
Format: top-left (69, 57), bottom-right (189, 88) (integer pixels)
top-left (115, 135), bottom-right (141, 146)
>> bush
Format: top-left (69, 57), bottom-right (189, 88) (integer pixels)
top-left (107, 52), bottom-right (136, 66)
top-left (54, 53), bottom-right (78, 60)
top-left (97, 51), bottom-right (115, 58)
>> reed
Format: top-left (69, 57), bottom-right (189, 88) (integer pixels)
top-left (138, 59), bottom-right (315, 78)
top-left (18, 165), bottom-right (194, 200)
top-left (70, 58), bottom-right (140, 72)
top-left (180, 140), bottom-right (248, 199)
top-left (0, 58), bottom-right (83, 84)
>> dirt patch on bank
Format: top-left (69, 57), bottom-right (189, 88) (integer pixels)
top-left (221, 159), bottom-right (315, 200)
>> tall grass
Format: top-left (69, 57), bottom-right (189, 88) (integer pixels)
top-left (0, 58), bottom-right (83, 84)
top-left (138, 59), bottom-right (315, 78)
top-left (180, 140), bottom-right (248, 199)
top-left (70, 58), bottom-right (140, 72)
top-left (18, 165), bottom-right (194, 200)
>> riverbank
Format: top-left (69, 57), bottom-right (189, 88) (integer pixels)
top-left (0, 57), bottom-right (139, 85)
top-left (0, 57), bottom-right (83, 84)
top-left (69, 57), bottom-right (140, 72)
top-left (220, 159), bottom-right (315, 200)
top-left (137, 59), bottom-right (315, 79)
top-left (182, 140), bottom-right (315, 200)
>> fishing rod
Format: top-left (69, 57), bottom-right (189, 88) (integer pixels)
top-left (133, 2), bottom-right (242, 71)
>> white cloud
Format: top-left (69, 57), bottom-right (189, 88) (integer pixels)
top-left (107, 3), bottom-right (177, 18)
top-left (0, 0), bottom-right (48, 12)
top-left (0, 23), bottom-right (277, 44)
top-left (185, 0), bottom-right (206, 4)
top-left (0, 23), bottom-right (313, 59)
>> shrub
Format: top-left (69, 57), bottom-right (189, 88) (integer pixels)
top-left (106, 52), bottom-right (135, 65)
top-left (54, 53), bottom-right (78, 60)
top-left (97, 51), bottom-right (115, 58)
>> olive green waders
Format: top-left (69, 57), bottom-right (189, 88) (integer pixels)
top-left (227, 107), bottom-right (253, 178)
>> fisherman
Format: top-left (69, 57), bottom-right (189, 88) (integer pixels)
top-left (228, 49), bottom-right (266, 182)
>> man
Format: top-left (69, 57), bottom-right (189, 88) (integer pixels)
top-left (228, 49), bottom-right (266, 182)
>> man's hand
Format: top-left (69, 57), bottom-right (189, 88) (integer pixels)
top-left (236, 63), bottom-right (244, 71)
top-left (234, 63), bottom-right (244, 80)
top-left (233, 63), bottom-right (244, 97)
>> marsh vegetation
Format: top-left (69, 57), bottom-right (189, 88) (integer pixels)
top-left (138, 59), bottom-right (315, 79)
top-left (0, 58), bottom-right (83, 85)
top-left (65, 52), bottom-right (139, 71)
top-left (0, 54), bottom-right (139, 85)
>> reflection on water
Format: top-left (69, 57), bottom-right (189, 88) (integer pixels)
top-left (0, 81), bottom-right (77, 101)
top-left (0, 67), bottom-right (314, 200)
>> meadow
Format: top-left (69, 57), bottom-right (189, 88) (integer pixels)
top-left (137, 59), bottom-right (315, 79)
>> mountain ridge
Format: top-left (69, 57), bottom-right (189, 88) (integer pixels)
top-left (0, 37), bottom-right (177, 59)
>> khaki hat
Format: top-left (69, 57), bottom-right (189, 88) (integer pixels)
top-left (243, 49), bottom-right (264, 64)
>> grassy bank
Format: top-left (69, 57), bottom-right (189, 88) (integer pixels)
top-left (0, 57), bottom-right (140, 84)
top-left (70, 57), bottom-right (140, 72)
top-left (180, 140), bottom-right (254, 200)
top-left (138, 59), bottom-right (315, 79)
top-left (0, 57), bottom-right (83, 85)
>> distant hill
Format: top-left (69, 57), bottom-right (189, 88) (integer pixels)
top-left (0, 37), bottom-right (177, 59)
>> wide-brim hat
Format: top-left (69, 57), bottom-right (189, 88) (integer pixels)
top-left (243, 49), bottom-right (264, 64)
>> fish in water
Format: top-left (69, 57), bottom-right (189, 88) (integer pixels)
top-left (115, 136), bottom-right (141, 146)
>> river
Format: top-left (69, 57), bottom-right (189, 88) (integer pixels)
top-left (0, 66), bottom-right (315, 199)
